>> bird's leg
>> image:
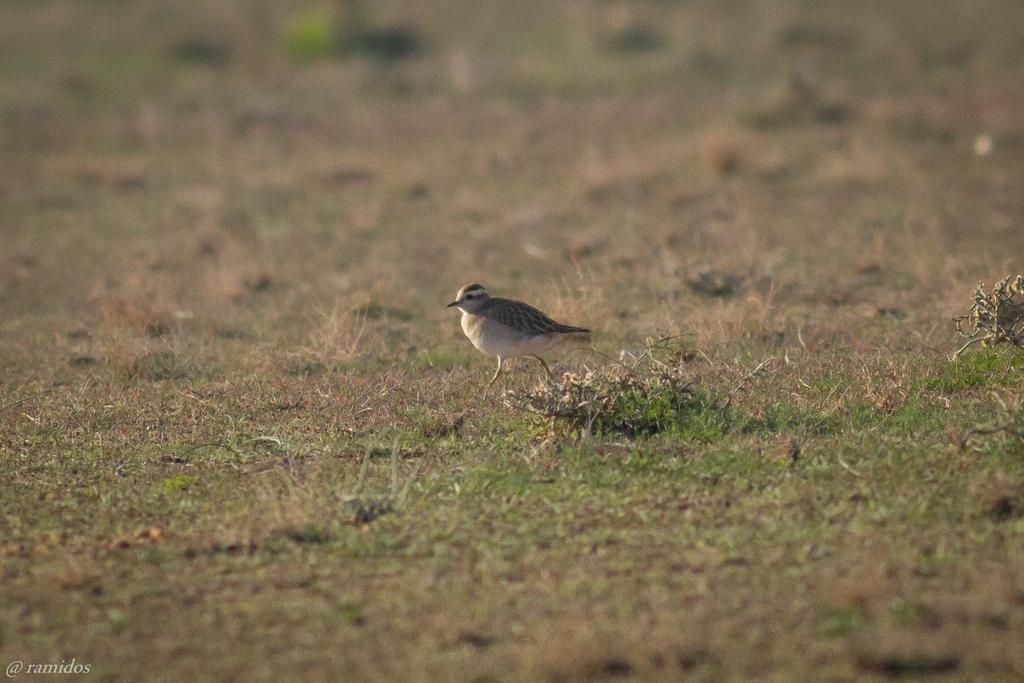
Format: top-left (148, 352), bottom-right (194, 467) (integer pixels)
top-left (531, 355), bottom-right (554, 381)
top-left (487, 356), bottom-right (504, 386)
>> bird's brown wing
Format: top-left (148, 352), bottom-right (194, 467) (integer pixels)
top-left (482, 298), bottom-right (589, 337)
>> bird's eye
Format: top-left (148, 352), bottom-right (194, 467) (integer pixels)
top-left (464, 294), bottom-right (474, 300)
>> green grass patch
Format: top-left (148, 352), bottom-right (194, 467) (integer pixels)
top-left (922, 348), bottom-right (1023, 393)
top-left (285, 12), bottom-right (335, 61)
top-left (822, 605), bottom-right (866, 637)
top-left (161, 475), bottom-right (198, 493)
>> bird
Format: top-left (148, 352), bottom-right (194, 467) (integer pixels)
top-left (446, 283), bottom-right (590, 385)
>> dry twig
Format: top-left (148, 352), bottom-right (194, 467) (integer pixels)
top-left (954, 275), bottom-right (1024, 356)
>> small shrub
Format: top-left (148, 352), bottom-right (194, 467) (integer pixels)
top-left (954, 274), bottom-right (1024, 355)
top-left (504, 338), bottom-right (711, 438)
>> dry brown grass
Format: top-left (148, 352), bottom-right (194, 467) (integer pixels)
top-left (956, 274), bottom-right (1024, 355)
top-left (504, 338), bottom-right (699, 438)
top-left (3, 0), bottom-right (1024, 680)
top-left (295, 303), bottom-right (370, 368)
top-left (861, 357), bottom-right (911, 415)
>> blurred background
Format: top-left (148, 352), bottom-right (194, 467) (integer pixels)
top-left (2, 0), bottom-right (1023, 361)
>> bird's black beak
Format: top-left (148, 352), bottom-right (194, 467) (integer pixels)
top-left (446, 301), bottom-right (459, 308)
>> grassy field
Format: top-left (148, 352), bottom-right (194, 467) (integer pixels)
top-left (2, 1), bottom-right (1024, 680)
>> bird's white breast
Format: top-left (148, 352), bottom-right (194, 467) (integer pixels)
top-left (461, 311), bottom-right (548, 358)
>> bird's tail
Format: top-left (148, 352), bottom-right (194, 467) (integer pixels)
top-left (554, 325), bottom-right (591, 343)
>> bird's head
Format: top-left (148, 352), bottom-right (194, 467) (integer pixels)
top-left (446, 283), bottom-right (490, 313)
